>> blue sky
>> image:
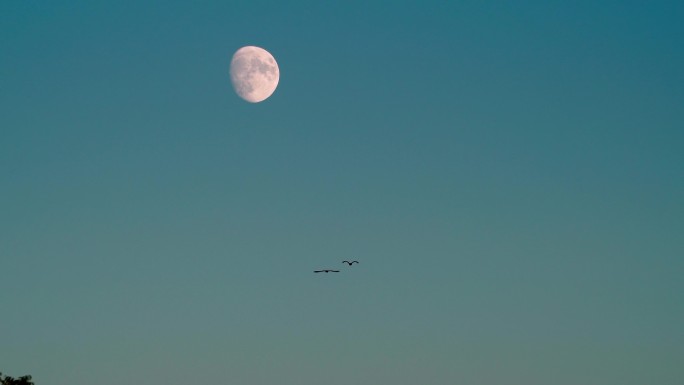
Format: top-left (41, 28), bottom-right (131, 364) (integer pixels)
top-left (2, 1), bottom-right (683, 384)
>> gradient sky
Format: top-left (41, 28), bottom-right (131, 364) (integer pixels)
top-left (2, 1), bottom-right (683, 384)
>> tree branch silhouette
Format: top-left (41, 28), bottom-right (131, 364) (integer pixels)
top-left (0, 372), bottom-right (34, 385)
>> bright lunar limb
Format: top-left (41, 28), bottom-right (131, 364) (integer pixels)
top-left (230, 46), bottom-right (280, 103)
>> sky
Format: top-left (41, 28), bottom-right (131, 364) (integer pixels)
top-left (1, 1), bottom-right (683, 384)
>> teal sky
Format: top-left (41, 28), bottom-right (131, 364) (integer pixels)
top-left (2, 1), bottom-right (683, 384)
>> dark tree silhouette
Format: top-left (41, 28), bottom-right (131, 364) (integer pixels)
top-left (0, 372), bottom-right (34, 385)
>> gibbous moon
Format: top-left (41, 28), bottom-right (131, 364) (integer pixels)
top-left (230, 46), bottom-right (280, 103)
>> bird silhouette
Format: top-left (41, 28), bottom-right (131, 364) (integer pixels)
top-left (314, 269), bottom-right (340, 273)
top-left (342, 260), bottom-right (359, 265)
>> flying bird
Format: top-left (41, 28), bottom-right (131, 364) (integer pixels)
top-left (342, 261), bottom-right (359, 265)
top-left (314, 269), bottom-right (340, 273)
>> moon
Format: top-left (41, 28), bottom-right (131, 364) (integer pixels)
top-left (230, 46), bottom-right (280, 103)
